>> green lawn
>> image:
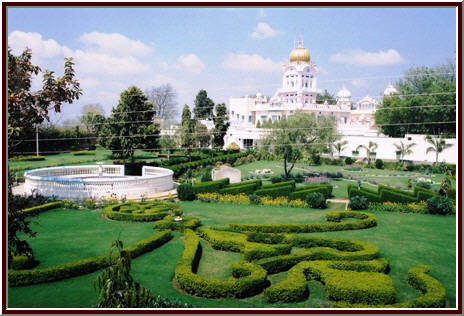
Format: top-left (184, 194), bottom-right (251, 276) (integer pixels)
top-left (8, 201), bottom-right (456, 309)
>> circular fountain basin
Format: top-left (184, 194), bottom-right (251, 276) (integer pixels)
top-left (23, 165), bottom-right (174, 201)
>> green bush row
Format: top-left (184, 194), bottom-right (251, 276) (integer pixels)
top-left (263, 259), bottom-right (390, 303)
top-left (333, 265), bottom-right (446, 308)
top-left (104, 201), bottom-right (182, 222)
top-left (198, 228), bottom-right (292, 261)
top-left (10, 255), bottom-right (40, 270)
top-left (255, 235), bottom-right (380, 274)
top-left (153, 216), bottom-right (201, 231)
top-left (21, 201), bottom-right (64, 217)
top-left (289, 185), bottom-right (332, 200)
top-left (168, 152), bottom-right (248, 177)
top-left (225, 179), bottom-right (262, 189)
top-left (255, 185), bottom-right (294, 199)
top-left (8, 231), bottom-right (173, 287)
top-left (227, 211), bottom-right (377, 234)
top-left (71, 151), bottom-right (96, 156)
top-left (10, 155), bottom-right (46, 162)
top-left (348, 184), bottom-right (438, 204)
top-left (218, 183), bottom-right (258, 195)
top-left (174, 229), bottom-right (268, 298)
top-left (192, 178), bottom-right (230, 194)
top-left (261, 180), bottom-right (296, 190)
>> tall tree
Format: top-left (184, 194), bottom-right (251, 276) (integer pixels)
top-left (212, 103), bottom-right (229, 148)
top-left (375, 63), bottom-right (456, 137)
top-left (394, 141), bottom-right (416, 165)
top-left (259, 111), bottom-right (336, 178)
top-left (8, 47), bottom-right (82, 150)
top-left (356, 141), bottom-right (378, 164)
top-left (99, 86), bottom-right (160, 160)
top-left (193, 90), bottom-right (214, 119)
top-left (80, 104), bottom-right (106, 136)
top-left (316, 89), bottom-right (337, 105)
top-left (194, 121), bottom-right (211, 148)
top-left (145, 84), bottom-right (178, 126)
top-left (180, 104), bottom-right (195, 148)
top-left (159, 135), bottom-right (177, 159)
top-left (425, 135), bottom-right (454, 165)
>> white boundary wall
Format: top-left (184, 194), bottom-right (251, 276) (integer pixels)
top-left (24, 165), bottom-right (174, 200)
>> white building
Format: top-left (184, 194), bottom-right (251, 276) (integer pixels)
top-left (223, 41), bottom-right (456, 164)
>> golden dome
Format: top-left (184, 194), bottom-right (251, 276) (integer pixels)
top-left (289, 44), bottom-right (310, 63)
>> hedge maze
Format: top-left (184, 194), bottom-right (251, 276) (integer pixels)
top-left (9, 201), bottom-right (447, 308)
top-left (173, 210), bottom-right (446, 308)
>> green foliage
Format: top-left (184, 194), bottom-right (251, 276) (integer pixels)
top-left (426, 196), bottom-right (454, 215)
top-left (249, 193), bottom-right (261, 205)
top-left (192, 178), bottom-right (229, 194)
top-left (8, 47), bottom-right (82, 150)
top-left (306, 192), bottom-right (327, 209)
top-left (349, 195), bottom-right (368, 210)
top-left (259, 111), bottom-right (336, 178)
top-left (316, 89), bottom-right (337, 105)
top-left (193, 90), bottom-right (215, 120)
top-left (375, 159), bottom-right (384, 169)
top-left (345, 157), bottom-right (355, 165)
top-left (8, 231), bottom-right (173, 287)
top-left (10, 156), bottom-right (45, 161)
top-left (375, 63), bottom-right (456, 137)
top-left (104, 201), bottom-right (181, 222)
top-left (227, 211), bottom-right (377, 234)
top-left (213, 102), bottom-right (230, 148)
top-left (174, 229), bottom-right (268, 298)
top-left (255, 185), bottom-right (293, 198)
top-left (10, 255), bottom-right (39, 270)
top-left (177, 183), bottom-right (196, 201)
top-left (416, 181), bottom-right (432, 189)
top-left (347, 184), bottom-right (438, 204)
top-left (71, 151), bottom-right (96, 156)
top-left (425, 135), bottom-right (454, 165)
top-left (369, 201), bottom-right (428, 214)
top-left (98, 86), bottom-right (160, 160)
top-left (153, 216), bottom-right (201, 231)
top-left (219, 183), bottom-right (257, 195)
top-left (180, 104), bottom-right (196, 148)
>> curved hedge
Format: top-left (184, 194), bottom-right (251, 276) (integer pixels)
top-left (226, 211), bottom-right (377, 233)
top-left (104, 201), bottom-right (182, 222)
top-left (8, 230), bottom-right (173, 287)
top-left (174, 229), bottom-right (269, 298)
top-left (348, 184), bottom-right (438, 204)
top-left (153, 216), bottom-right (201, 231)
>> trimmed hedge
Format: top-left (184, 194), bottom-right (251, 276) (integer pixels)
top-left (348, 184), bottom-right (438, 204)
top-left (10, 255), bottom-right (39, 270)
top-left (219, 183), bottom-right (257, 195)
top-left (289, 185), bottom-right (332, 201)
top-left (104, 201), bottom-right (182, 222)
top-left (225, 179), bottom-right (262, 189)
top-left (10, 155), bottom-right (45, 161)
top-left (198, 228), bottom-right (291, 261)
top-left (333, 265), bottom-right (446, 308)
top-left (255, 185), bottom-right (294, 199)
top-left (8, 230), bottom-right (173, 287)
top-left (174, 229), bottom-right (268, 298)
top-left (264, 259), bottom-right (390, 303)
top-left (227, 211), bottom-right (377, 234)
top-left (192, 178), bottom-right (230, 194)
top-left (71, 151), bottom-right (96, 156)
top-left (21, 201), bottom-right (64, 217)
top-left (261, 180), bottom-right (296, 190)
top-left (153, 216), bottom-right (201, 231)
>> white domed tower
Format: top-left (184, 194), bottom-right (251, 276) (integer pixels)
top-left (336, 86), bottom-right (352, 110)
top-left (383, 82), bottom-right (398, 96)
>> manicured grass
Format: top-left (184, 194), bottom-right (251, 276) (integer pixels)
top-left (9, 202), bottom-right (456, 308)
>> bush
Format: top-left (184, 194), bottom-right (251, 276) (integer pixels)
top-left (104, 201), bottom-right (181, 222)
top-left (375, 159), bottom-right (384, 169)
top-left (369, 201), bottom-right (428, 214)
top-left (255, 185), bottom-right (293, 198)
top-left (192, 178), bottom-right (230, 194)
top-left (426, 196), bottom-right (454, 215)
top-left (306, 192), bottom-right (326, 209)
top-left (218, 183), bottom-right (257, 195)
top-left (177, 184), bottom-right (196, 201)
top-left (71, 151), bottom-right (95, 156)
top-left (345, 157), bottom-right (355, 165)
top-left (10, 255), bottom-right (39, 270)
top-left (416, 181), bottom-right (432, 190)
top-left (10, 155), bottom-right (45, 162)
top-left (349, 195), bottom-right (368, 210)
top-left (311, 154), bottom-right (321, 165)
top-left (249, 193), bottom-right (261, 205)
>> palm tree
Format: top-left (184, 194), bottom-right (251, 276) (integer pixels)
top-left (425, 135), bottom-right (454, 166)
top-left (394, 141), bottom-right (416, 165)
top-left (332, 140), bottom-right (348, 157)
top-left (356, 141), bottom-right (378, 165)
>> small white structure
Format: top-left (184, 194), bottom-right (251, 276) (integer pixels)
top-left (23, 165), bottom-right (174, 201)
top-left (212, 165), bottom-right (242, 183)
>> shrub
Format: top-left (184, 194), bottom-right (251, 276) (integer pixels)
top-left (71, 151), bottom-right (95, 156)
top-left (10, 155), bottom-right (45, 161)
top-left (10, 255), bottom-right (39, 270)
top-left (177, 184), bottom-right (196, 201)
top-left (153, 216), bottom-right (201, 232)
top-left (311, 154), bottom-right (321, 165)
top-left (345, 157), bottom-right (355, 165)
top-left (255, 185), bottom-right (293, 198)
top-left (192, 178), bottom-right (230, 194)
top-left (306, 192), bottom-right (326, 209)
top-left (349, 195), bottom-right (368, 210)
top-left (426, 196), bottom-right (454, 215)
top-left (249, 193), bottom-right (261, 205)
top-left (369, 201), bottom-right (428, 214)
top-left (270, 175), bottom-right (282, 183)
top-left (104, 201), bottom-right (181, 222)
top-left (21, 201), bottom-right (63, 217)
top-left (375, 159), bottom-right (384, 169)
top-left (416, 181), bottom-right (432, 190)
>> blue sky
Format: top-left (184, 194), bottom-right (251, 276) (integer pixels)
top-left (8, 7), bottom-right (456, 122)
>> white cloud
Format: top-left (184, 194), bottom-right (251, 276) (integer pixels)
top-left (79, 32), bottom-right (153, 57)
top-left (8, 30), bottom-right (72, 58)
top-left (176, 54), bottom-right (205, 74)
top-left (330, 49), bottom-right (403, 65)
top-left (222, 53), bottom-right (281, 72)
top-left (250, 22), bottom-right (277, 40)
top-left (351, 79), bottom-right (366, 87)
top-left (257, 8), bottom-right (266, 19)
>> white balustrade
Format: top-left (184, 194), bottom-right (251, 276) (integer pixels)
top-left (24, 165), bottom-right (174, 201)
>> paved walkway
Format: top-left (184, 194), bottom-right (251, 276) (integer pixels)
top-left (327, 199), bottom-right (350, 210)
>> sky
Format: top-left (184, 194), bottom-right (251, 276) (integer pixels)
top-left (7, 6), bottom-right (457, 123)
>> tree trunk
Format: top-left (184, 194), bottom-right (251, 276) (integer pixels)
top-left (283, 157), bottom-right (288, 178)
top-left (435, 151), bottom-right (438, 166)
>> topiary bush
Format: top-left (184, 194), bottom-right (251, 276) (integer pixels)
top-left (345, 157), bottom-right (355, 165)
top-left (306, 192), bottom-right (326, 209)
top-left (177, 183), bottom-right (196, 201)
top-left (426, 196), bottom-right (454, 215)
top-left (249, 193), bottom-right (261, 205)
top-left (375, 159), bottom-right (384, 169)
top-left (416, 181), bottom-right (432, 190)
top-left (349, 195), bottom-right (368, 210)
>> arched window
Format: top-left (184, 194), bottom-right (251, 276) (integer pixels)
top-left (291, 81), bottom-right (294, 87)
top-left (305, 82), bottom-right (308, 88)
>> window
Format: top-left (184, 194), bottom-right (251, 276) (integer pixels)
top-left (352, 151), bottom-right (359, 157)
top-left (272, 115), bottom-right (278, 121)
top-left (306, 68), bottom-right (310, 73)
top-left (305, 82), bottom-right (308, 88)
top-left (248, 115), bottom-right (252, 122)
top-left (236, 114), bottom-right (239, 119)
top-left (241, 115), bottom-right (244, 120)
top-left (231, 111), bottom-right (234, 115)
